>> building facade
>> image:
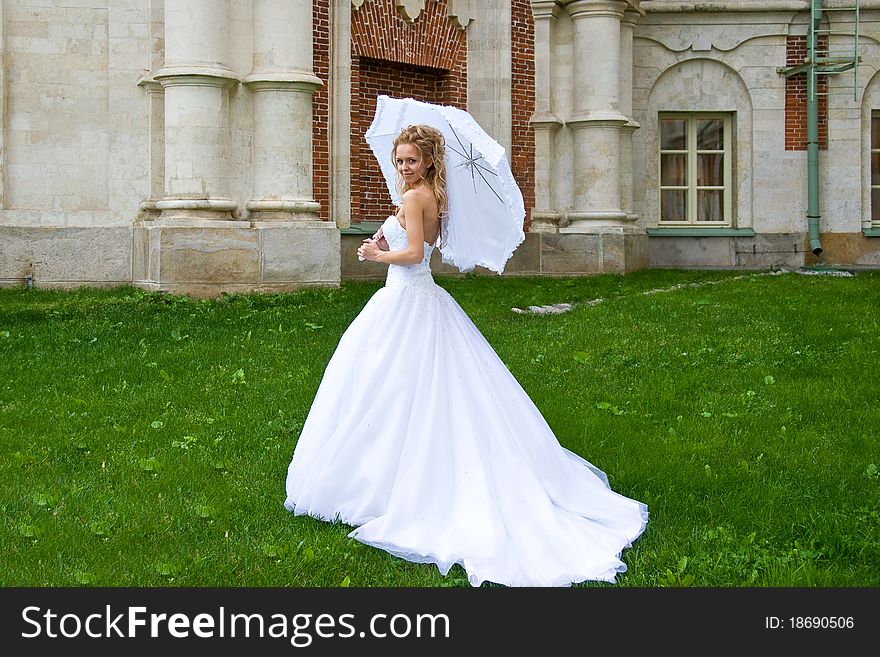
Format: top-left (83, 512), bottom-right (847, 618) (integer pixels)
top-left (0, 0), bottom-right (878, 295)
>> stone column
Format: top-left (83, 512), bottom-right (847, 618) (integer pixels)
top-left (243, 0), bottom-right (323, 222)
top-left (619, 7), bottom-right (640, 220)
top-left (529, 0), bottom-right (564, 233)
top-left (154, 0), bottom-right (238, 220)
top-left (565, 0), bottom-right (628, 226)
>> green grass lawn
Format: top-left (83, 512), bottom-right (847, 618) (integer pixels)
top-left (1, 268), bottom-right (878, 587)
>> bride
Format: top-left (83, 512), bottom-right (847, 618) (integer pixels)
top-left (284, 124), bottom-right (648, 587)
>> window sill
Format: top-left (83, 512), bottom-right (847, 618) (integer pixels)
top-left (340, 221), bottom-right (383, 236)
top-left (647, 227), bottom-right (756, 237)
top-left (863, 228), bottom-right (880, 237)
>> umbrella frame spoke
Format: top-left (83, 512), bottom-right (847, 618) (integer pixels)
top-left (446, 130), bottom-right (505, 205)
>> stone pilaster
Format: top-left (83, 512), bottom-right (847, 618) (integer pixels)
top-left (330, 0), bottom-right (352, 229)
top-left (529, 1), bottom-right (564, 233)
top-left (468, 0), bottom-right (510, 155)
top-left (0, 0), bottom-right (5, 210)
top-left (619, 7), bottom-right (641, 220)
top-left (243, 0), bottom-right (323, 222)
top-left (136, 74), bottom-right (164, 216)
top-left (153, 0), bottom-right (238, 220)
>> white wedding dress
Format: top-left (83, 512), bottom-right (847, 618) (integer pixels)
top-left (284, 214), bottom-right (648, 587)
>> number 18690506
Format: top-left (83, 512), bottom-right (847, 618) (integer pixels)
top-left (765, 616), bottom-right (854, 630)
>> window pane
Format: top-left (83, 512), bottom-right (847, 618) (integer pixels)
top-left (698, 153), bottom-right (724, 186)
top-left (872, 187), bottom-right (880, 222)
top-left (697, 189), bottom-right (724, 222)
top-left (873, 152), bottom-right (880, 185)
top-left (873, 116), bottom-right (880, 150)
top-left (697, 119), bottom-right (723, 150)
top-left (661, 190), bottom-right (687, 222)
top-left (660, 119), bottom-right (686, 150)
top-left (661, 154), bottom-right (687, 186)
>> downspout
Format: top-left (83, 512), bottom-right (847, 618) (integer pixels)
top-left (807, 1), bottom-right (824, 255)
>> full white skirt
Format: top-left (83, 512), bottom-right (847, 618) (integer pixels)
top-left (284, 280), bottom-right (648, 587)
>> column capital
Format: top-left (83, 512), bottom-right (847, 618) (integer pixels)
top-left (530, 112), bottom-right (564, 128)
top-left (567, 110), bottom-right (629, 128)
top-left (621, 7), bottom-right (644, 26)
top-left (565, 0), bottom-right (628, 20)
top-left (136, 72), bottom-right (164, 94)
top-left (531, 0), bottom-right (564, 19)
top-left (154, 65), bottom-right (240, 88)
top-left (242, 70), bottom-right (324, 93)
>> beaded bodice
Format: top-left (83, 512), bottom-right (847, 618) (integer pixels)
top-left (381, 215), bottom-right (437, 292)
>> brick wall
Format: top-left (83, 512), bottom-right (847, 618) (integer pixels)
top-left (351, 0), bottom-right (467, 224)
top-left (354, 59), bottom-right (467, 223)
top-left (313, 1), bottom-right (331, 221)
top-left (511, 0), bottom-right (535, 232)
top-left (313, 1), bottom-right (535, 230)
top-left (785, 35), bottom-right (828, 151)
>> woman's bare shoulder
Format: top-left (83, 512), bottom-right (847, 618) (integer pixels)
top-left (401, 187), bottom-right (432, 205)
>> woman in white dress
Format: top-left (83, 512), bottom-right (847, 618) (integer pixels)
top-left (284, 124), bottom-right (648, 587)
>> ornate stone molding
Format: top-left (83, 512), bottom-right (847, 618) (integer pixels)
top-left (635, 27), bottom-right (789, 53)
top-left (641, 0), bottom-right (880, 12)
top-left (396, 0), bottom-right (428, 22)
top-left (447, 0), bottom-right (474, 28)
top-left (355, 0), bottom-right (472, 29)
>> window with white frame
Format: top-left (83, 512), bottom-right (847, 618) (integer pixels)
top-left (872, 112), bottom-right (880, 225)
top-left (659, 113), bottom-right (733, 225)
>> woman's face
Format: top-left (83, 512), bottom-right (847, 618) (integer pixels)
top-left (395, 142), bottom-right (430, 185)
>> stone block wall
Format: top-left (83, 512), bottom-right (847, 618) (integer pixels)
top-left (0, 0), bottom-right (153, 287)
top-left (635, 1), bottom-right (880, 269)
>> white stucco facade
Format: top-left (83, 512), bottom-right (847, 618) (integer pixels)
top-left (0, 0), bottom-right (878, 294)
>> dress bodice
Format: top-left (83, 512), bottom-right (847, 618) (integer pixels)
top-left (381, 215), bottom-right (437, 292)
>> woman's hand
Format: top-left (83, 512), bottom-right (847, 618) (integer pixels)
top-left (357, 238), bottom-right (383, 262)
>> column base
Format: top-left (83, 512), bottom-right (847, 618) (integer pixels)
top-left (245, 199), bottom-right (321, 223)
top-left (134, 218), bottom-right (340, 297)
top-left (156, 198), bottom-right (238, 222)
top-left (540, 223), bottom-right (648, 275)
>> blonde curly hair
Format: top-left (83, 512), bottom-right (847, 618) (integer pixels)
top-left (392, 125), bottom-right (448, 243)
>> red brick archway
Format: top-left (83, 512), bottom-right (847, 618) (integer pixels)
top-left (311, 0), bottom-right (534, 231)
top-left (350, 0), bottom-right (467, 224)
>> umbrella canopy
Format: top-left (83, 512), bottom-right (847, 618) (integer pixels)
top-left (365, 95), bottom-right (525, 274)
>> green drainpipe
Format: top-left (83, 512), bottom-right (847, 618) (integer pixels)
top-left (807, 1), bottom-right (823, 255)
